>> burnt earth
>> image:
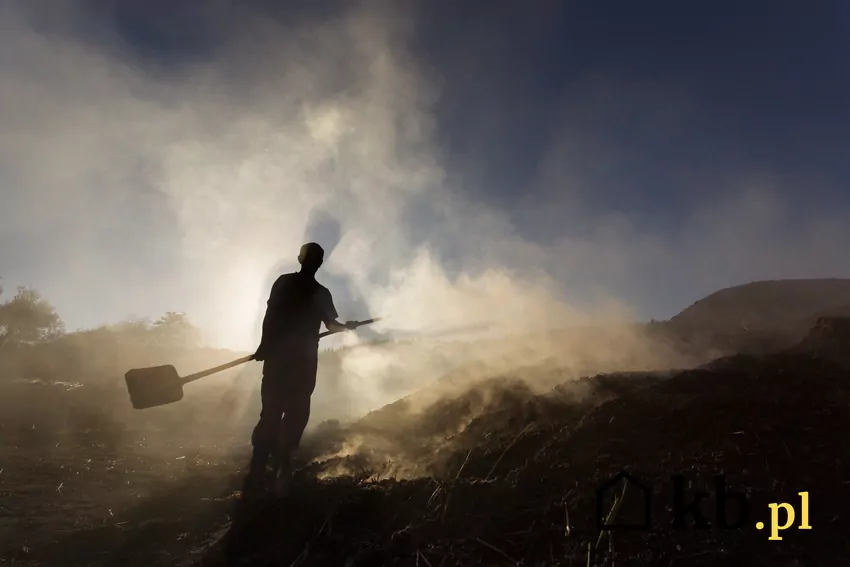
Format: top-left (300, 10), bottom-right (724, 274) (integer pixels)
top-left (202, 344), bottom-right (850, 567)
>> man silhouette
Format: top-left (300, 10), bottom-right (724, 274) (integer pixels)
top-left (245, 242), bottom-right (355, 494)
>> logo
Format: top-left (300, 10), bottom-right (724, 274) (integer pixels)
top-left (596, 471), bottom-right (811, 539)
top-left (596, 470), bottom-right (651, 530)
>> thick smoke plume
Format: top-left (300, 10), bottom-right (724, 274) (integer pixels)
top-left (2, 1), bottom-right (615, 348)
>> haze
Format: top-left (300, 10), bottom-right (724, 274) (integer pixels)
top-left (2, 0), bottom-right (849, 351)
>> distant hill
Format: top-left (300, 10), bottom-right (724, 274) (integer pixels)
top-left (665, 278), bottom-right (850, 353)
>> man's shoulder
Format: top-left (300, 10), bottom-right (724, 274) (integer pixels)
top-left (314, 280), bottom-right (336, 300)
top-left (269, 272), bottom-right (298, 293)
top-left (273, 273), bottom-right (330, 295)
top-left (315, 280), bottom-right (331, 293)
top-left (273, 272), bottom-right (299, 284)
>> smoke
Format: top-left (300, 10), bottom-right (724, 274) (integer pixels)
top-left (0, 0), bottom-right (632, 379)
top-left (0, 1), bottom-right (565, 345)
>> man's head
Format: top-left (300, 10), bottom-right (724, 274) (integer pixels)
top-left (298, 242), bottom-right (324, 274)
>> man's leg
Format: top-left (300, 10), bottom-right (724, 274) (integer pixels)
top-left (273, 354), bottom-right (317, 491)
top-left (246, 374), bottom-right (285, 488)
top-left (271, 393), bottom-right (311, 494)
top-left (280, 393), bottom-right (313, 458)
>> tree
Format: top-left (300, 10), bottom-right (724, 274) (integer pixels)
top-left (151, 311), bottom-right (202, 349)
top-left (0, 286), bottom-right (65, 346)
top-left (109, 318), bottom-right (156, 346)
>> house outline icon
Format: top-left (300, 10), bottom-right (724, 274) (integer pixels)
top-left (596, 470), bottom-right (652, 531)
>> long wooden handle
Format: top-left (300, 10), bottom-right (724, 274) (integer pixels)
top-left (180, 355), bottom-right (254, 385)
top-left (179, 317), bottom-right (383, 386)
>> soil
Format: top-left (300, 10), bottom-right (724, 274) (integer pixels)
top-left (3, 320), bottom-right (850, 566)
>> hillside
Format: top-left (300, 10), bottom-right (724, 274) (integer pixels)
top-left (669, 278), bottom-right (850, 334)
top-left (663, 278), bottom-right (850, 355)
top-left (4, 290), bottom-right (850, 566)
top-left (189, 318), bottom-right (850, 567)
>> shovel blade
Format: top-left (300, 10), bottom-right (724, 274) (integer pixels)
top-left (125, 364), bottom-right (184, 409)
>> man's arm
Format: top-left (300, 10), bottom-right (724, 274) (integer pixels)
top-left (325, 320), bottom-right (355, 333)
top-left (320, 289), bottom-right (356, 333)
top-left (253, 277), bottom-right (285, 360)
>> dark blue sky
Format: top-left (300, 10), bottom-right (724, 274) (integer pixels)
top-left (419, 1), bottom-right (849, 219)
top-left (3, 0), bottom-right (850, 345)
top-left (79, 0), bottom-right (850, 226)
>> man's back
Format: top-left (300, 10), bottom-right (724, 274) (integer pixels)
top-left (262, 271), bottom-right (338, 351)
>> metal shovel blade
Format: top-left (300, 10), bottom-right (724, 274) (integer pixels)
top-left (124, 364), bottom-right (184, 409)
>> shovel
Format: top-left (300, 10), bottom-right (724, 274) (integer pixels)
top-left (124, 317), bottom-right (382, 410)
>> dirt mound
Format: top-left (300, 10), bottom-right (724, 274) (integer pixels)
top-left (199, 325), bottom-right (850, 566)
top-left (669, 278), bottom-right (850, 333)
top-left (666, 279), bottom-right (850, 355)
top-left (793, 316), bottom-right (850, 364)
top-left (296, 370), bottom-right (669, 480)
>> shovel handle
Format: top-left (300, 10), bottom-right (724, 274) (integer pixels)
top-left (179, 317), bottom-right (383, 386)
top-left (180, 355), bottom-right (254, 385)
top-left (318, 316), bottom-right (383, 338)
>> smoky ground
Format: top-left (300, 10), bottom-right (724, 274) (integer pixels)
top-left (4, 316), bottom-right (850, 567)
top-left (0, 318), bottom-right (704, 565)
